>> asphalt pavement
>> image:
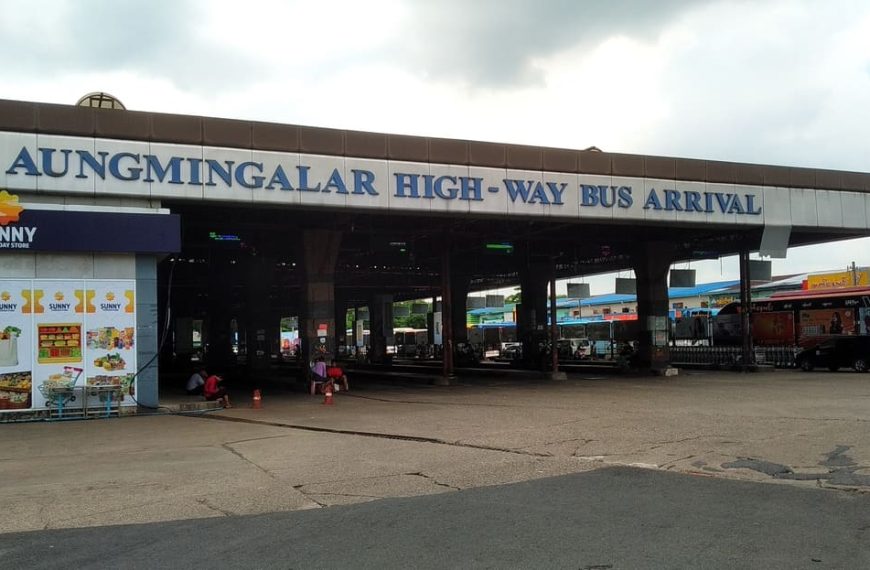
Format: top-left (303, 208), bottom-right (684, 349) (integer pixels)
top-left (3, 369), bottom-right (870, 534)
top-left (2, 466), bottom-right (868, 569)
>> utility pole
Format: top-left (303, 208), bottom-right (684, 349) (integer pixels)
top-left (850, 261), bottom-right (858, 287)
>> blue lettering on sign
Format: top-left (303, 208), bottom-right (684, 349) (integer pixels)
top-left (641, 188), bottom-right (762, 215)
top-left (297, 165), bottom-right (321, 192)
top-left (324, 168), bottom-right (348, 194)
top-left (5, 147), bottom-right (41, 176)
top-left (40, 148), bottom-right (73, 177)
top-left (144, 155), bottom-right (184, 184)
top-left (265, 165), bottom-right (293, 191)
top-left (461, 177), bottom-right (484, 201)
top-left (393, 173), bottom-right (485, 202)
top-left (394, 173), bottom-right (420, 198)
top-left (581, 185), bottom-right (633, 208)
top-left (75, 150), bottom-right (109, 179)
top-left (644, 189), bottom-right (663, 210)
top-left (503, 179), bottom-right (566, 205)
top-left (235, 161), bottom-right (265, 189)
top-left (352, 169), bottom-right (378, 195)
top-left (3, 144), bottom-right (767, 217)
top-left (617, 186), bottom-right (632, 208)
top-left (109, 153), bottom-right (142, 181)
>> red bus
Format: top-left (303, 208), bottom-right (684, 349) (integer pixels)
top-left (715, 286), bottom-right (870, 347)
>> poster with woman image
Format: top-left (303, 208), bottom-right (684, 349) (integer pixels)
top-left (798, 308), bottom-right (857, 346)
top-left (0, 280), bottom-right (33, 411)
top-left (84, 281), bottom-right (137, 406)
top-left (859, 307), bottom-right (870, 335)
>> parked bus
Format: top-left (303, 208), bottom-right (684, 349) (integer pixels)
top-left (715, 286), bottom-right (870, 348)
top-left (393, 327), bottom-right (429, 357)
top-left (473, 316), bottom-right (640, 360)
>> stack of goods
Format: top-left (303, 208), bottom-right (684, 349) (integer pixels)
top-left (37, 324), bottom-right (82, 363)
top-left (0, 371), bottom-right (32, 409)
top-left (87, 373), bottom-right (135, 397)
top-left (86, 327), bottom-right (135, 350)
top-left (93, 353), bottom-right (126, 371)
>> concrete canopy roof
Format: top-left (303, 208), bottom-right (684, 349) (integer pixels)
top-left (1, 98), bottom-right (869, 192)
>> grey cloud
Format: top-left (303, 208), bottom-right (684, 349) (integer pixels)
top-left (0, 0), bottom-right (705, 94)
top-left (0, 0), bottom-right (262, 91)
top-left (396, 0), bottom-right (705, 86)
top-left (625, 3), bottom-right (870, 172)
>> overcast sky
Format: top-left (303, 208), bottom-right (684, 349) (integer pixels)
top-left (1, 0), bottom-right (869, 293)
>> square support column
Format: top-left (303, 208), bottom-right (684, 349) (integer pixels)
top-left (300, 229), bottom-right (341, 375)
top-left (548, 259), bottom-right (566, 380)
top-left (244, 255), bottom-right (274, 380)
top-left (517, 252), bottom-right (550, 370)
top-left (438, 247), bottom-right (455, 384)
top-left (632, 242), bottom-right (676, 373)
top-left (738, 249), bottom-right (756, 371)
top-left (368, 294), bottom-right (393, 364)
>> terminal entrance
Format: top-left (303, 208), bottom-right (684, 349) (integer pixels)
top-left (155, 200), bottom-right (858, 385)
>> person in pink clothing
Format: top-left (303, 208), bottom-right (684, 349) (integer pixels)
top-left (310, 356), bottom-right (328, 395)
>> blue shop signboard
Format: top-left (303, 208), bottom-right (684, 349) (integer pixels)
top-left (0, 191), bottom-right (180, 253)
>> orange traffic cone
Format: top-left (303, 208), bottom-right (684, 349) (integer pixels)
top-left (252, 389), bottom-right (262, 409)
top-left (323, 381), bottom-right (334, 405)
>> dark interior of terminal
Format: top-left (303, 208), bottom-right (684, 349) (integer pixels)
top-left (158, 197), bottom-right (862, 382)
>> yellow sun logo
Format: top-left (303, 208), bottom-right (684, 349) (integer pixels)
top-left (105, 292), bottom-right (115, 301)
top-left (0, 190), bottom-right (24, 226)
top-left (0, 292), bottom-right (10, 302)
top-left (54, 292), bottom-right (64, 301)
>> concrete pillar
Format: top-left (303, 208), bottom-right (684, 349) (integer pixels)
top-left (245, 255), bottom-right (273, 380)
top-left (300, 229), bottom-right (341, 374)
top-left (739, 249), bottom-right (755, 369)
top-left (368, 294), bottom-right (393, 364)
top-left (439, 248), bottom-right (455, 382)
top-left (206, 255), bottom-right (234, 374)
top-left (334, 296), bottom-right (347, 359)
top-left (451, 272), bottom-right (470, 346)
top-left (135, 255), bottom-right (159, 408)
top-left (517, 255), bottom-right (550, 369)
top-left (631, 241), bottom-right (675, 371)
top-left (351, 306), bottom-right (359, 353)
top-left (549, 261), bottom-right (565, 380)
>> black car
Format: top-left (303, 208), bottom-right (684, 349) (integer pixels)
top-left (795, 337), bottom-right (870, 372)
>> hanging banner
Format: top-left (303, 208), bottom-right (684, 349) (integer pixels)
top-left (0, 281), bottom-right (33, 411)
top-left (84, 281), bottom-right (138, 406)
top-left (31, 280), bottom-right (85, 409)
top-left (433, 312), bottom-right (443, 346)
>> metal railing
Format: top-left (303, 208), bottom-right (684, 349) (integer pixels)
top-left (669, 345), bottom-right (800, 368)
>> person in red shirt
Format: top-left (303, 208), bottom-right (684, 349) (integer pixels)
top-left (203, 374), bottom-right (231, 408)
top-left (326, 360), bottom-right (349, 392)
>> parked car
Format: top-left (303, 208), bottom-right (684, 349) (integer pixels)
top-left (556, 338), bottom-right (591, 360)
top-left (501, 342), bottom-right (522, 359)
top-left (795, 337), bottom-right (870, 372)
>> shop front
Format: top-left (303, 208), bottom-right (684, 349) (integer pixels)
top-left (0, 191), bottom-right (179, 416)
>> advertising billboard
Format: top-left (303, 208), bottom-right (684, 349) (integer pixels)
top-left (752, 311), bottom-right (796, 346)
top-left (798, 308), bottom-right (857, 346)
top-left (0, 279), bottom-right (137, 413)
top-left (806, 271), bottom-right (869, 290)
